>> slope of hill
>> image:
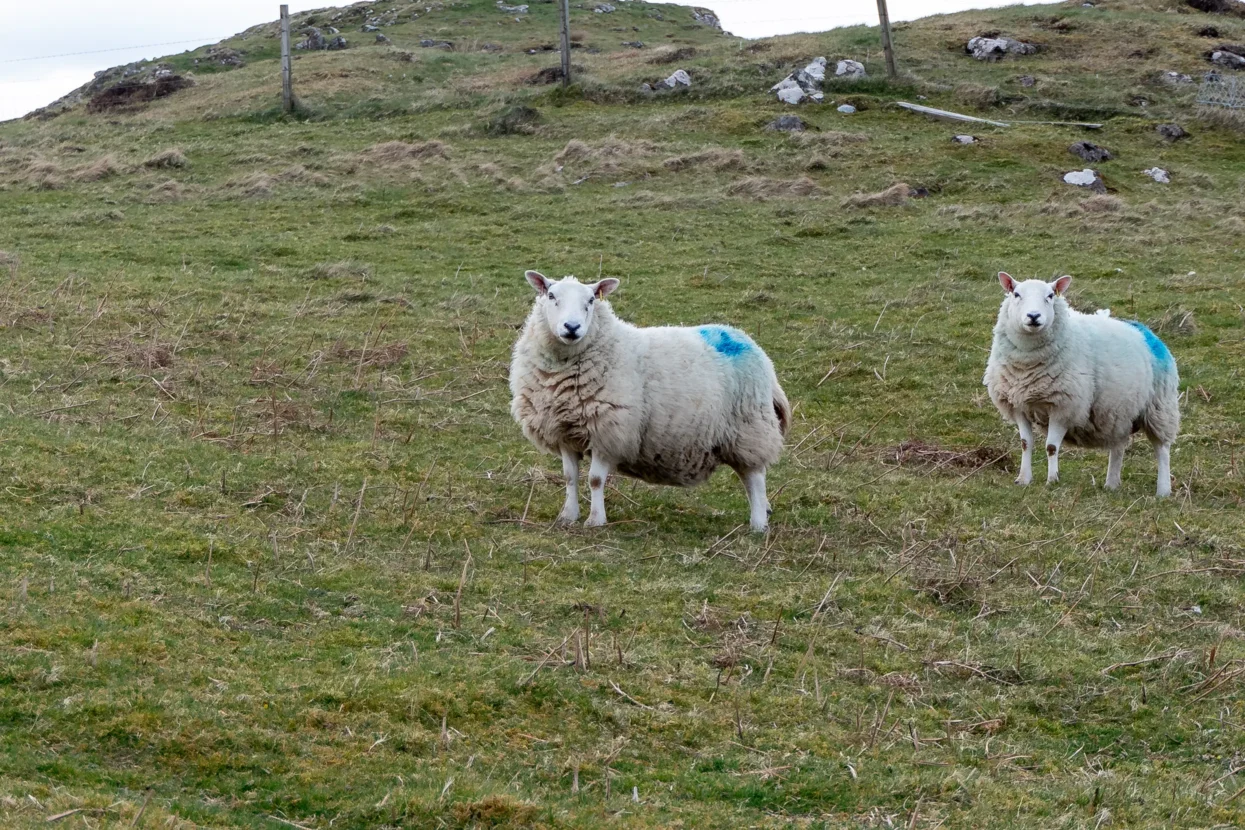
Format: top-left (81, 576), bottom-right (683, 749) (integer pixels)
top-left (2, 0), bottom-right (1245, 827)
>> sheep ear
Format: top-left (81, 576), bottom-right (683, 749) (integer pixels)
top-left (998, 272), bottom-right (1016, 293)
top-left (1052, 275), bottom-right (1072, 295)
top-left (525, 270), bottom-right (550, 295)
top-left (593, 278), bottom-right (620, 299)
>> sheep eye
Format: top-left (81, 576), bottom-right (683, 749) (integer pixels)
top-left (588, 297), bottom-right (595, 305)
top-left (1013, 292), bottom-right (1021, 298)
top-left (1047, 293), bottom-right (1054, 300)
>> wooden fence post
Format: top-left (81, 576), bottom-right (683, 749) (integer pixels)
top-left (876, 0), bottom-right (898, 80)
top-left (559, 0), bottom-right (572, 87)
top-left (281, 4), bottom-right (294, 112)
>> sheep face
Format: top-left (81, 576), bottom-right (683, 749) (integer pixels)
top-left (998, 272), bottom-right (1071, 335)
top-left (524, 271), bottom-right (620, 346)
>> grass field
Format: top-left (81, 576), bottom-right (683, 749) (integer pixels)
top-left (2, 0), bottom-right (1245, 826)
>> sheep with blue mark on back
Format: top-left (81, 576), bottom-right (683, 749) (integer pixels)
top-left (984, 273), bottom-right (1180, 497)
top-left (510, 271), bottom-right (790, 531)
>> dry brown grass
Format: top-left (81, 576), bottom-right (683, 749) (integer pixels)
top-left (21, 158), bottom-right (63, 190)
top-left (662, 148), bottom-right (747, 172)
top-left (143, 179), bottom-right (195, 203)
top-left (953, 82), bottom-right (1002, 108)
top-left (142, 147), bottom-right (187, 169)
top-left (277, 165), bottom-right (331, 186)
top-left (361, 140), bottom-right (450, 165)
top-left (105, 337), bottom-right (174, 370)
top-left (1080, 194), bottom-right (1124, 212)
top-left (726, 176), bottom-right (821, 200)
top-left (222, 171), bottom-right (276, 199)
top-left (74, 155), bottom-right (121, 182)
top-left (842, 182), bottom-right (913, 208)
top-left (308, 261), bottom-right (372, 280)
top-left (328, 340), bottom-right (409, 367)
top-left (0, 250), bottom-right (19, 279)
top-left (788, 131), bottom-right (869, 148)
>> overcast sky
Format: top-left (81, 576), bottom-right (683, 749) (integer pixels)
top-left (0, 0), bottom-right (1052, 122)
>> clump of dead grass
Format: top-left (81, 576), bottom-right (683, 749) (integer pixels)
top-left (883, 439), bottom-right (1012, 472)
top-left (222, 172), bottom-right (276, 199)
top-left (842, 182), bottom-right (912, 208)
top-left (142, 147), bottom-right (187, 169)
top-left (74, 155), bottom-right (121, 182)
top-left (307, 261), bottom-right (372, 280)
top-left (662, 148), bottom-right (747, 172)
top-left (788, 131), bottom-right (869, 148)
top-left (21, 158), bottom-right (63, 190)
top-left (552, 138), bottom-right (659, 175)
top-left (450, 795), bottom-right (537, 827)
top-left (277, 165), bottom-right (331, 186)
top-left (1079, 194), bottom-right (1123, 213)
top-left (144, 179), bottom-right (195, 203)
top-left (105, 337), bottom-right (174, 370)
top-left (726, 176), bottom-right (820, 200)
top-left (361, 140), bottom-right (449, 165)
top-left (328, 340), bottom-right (408, 367)
top-left (1149, 307), bottom-right (1198, 337)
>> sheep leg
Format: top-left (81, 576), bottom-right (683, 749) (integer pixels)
top-left (1105, 445), bottom-right (1125, 490)
top-left (1015, 416), bottom-right (1034, 486)
top-left (557, 449), bottom-right (581, 524)
top-left (1045, 421), bottom-right (1067, 484)
top-left (584, 453), bottom-right (613, 528)
top-left (738, 468), bottom-right (771, 533)
top-left (1155, 442), bottom-right (1172, 498)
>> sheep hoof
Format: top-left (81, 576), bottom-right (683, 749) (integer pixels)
top-left (1015, 475), bottom-right (1031, 486)
top-left (1156, 486), bottom-right (1171, 498)
top-left (584, 514), bottom-right (607, 528)
top-left (556, 512), bottom-right (579, 526)
top-left (1105, 481), bottom-right (1120, 491)
top-left (750, 522), bottom-right (768, 534)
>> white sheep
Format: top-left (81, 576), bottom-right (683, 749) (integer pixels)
top-left (984, 273), bottom-right (1180, 496)
top-left (510, 271), bottom-right (790, 531)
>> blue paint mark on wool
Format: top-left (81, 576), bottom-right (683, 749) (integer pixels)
top-left (1125, 321), bottom-right (1175, 371)
top-left (699, 326), bottom-right (751, 358)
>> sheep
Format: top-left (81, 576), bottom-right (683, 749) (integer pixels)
top-left (984, 272), bottom-right (1180, 497)
top-left (509, 271), bottom-right (791, 531)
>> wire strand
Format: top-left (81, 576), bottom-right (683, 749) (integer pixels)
top-left (0, 39), bottom-right (210, 65)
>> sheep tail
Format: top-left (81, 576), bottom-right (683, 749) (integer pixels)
top-left (772, 383), bottom-right (792, 438)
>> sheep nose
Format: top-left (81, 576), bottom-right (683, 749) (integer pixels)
top-left (563, 322), bottom-right (581, 337)
top-left (1026, 312), bottom-right (1042, 324)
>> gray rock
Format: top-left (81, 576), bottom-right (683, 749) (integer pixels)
top-left (691, 7), bottom-right (721, 28)
top-left (1063, 169), bottom-right (1105, 192)
top-left (296, 27), bottom-right (325, 50)
top-left (594, 3), bottom-right (615, 12)
top-left (835, 59), bottom-right (865, 78)
top-left (837, 104), bottom-right (857, 114)
top-left (1069, 141), bottom-right (1112, 163)
top-left (776, 85), bottom-right (804, 105)
top-left (362, 24), bottom-right (380, 32)
top-left (766, 114), bottom-right (806, 131)
top-left (1018, 74), bottom-right (1036, 87)
top-left (1211, 49), bottom-right (1245, 69)
top-left (661, 68), bottom-right (691, 88)
top-left (497, 1), bottom-right (528, 11)
top-left (967, 36), bottom-right (1036, 61)
top-left (1161, 71), bottom-right (1193, 84)
top-left (327, 36), bottom-right (348, 50)
top-left (1143, 167), bottom-right (1170, 183)
top-left (376, 33), bottom-right (390, 43)
top-left (621, 41), bottom-right (645, 48)
top-left (1157, 123), bottom-right (1188, 141)
top-left (420, 39), bottom-right (454, 49)
top-left (952, 134), bottom-right (977, 144)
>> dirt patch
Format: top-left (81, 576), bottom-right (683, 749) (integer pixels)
top-left (842, 182), bottom-right (914, 208)
top-left (882, 439), bottom-right (1012, 472)
top-left (526, 65), bottom-right (584, 85)
top-left (727, 176), bottom-right (820, 199)
top-left (87, 75), bottom-right (193, 113)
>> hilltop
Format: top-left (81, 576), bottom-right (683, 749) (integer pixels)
top-left (1, 0), bottom-right (1245, 828)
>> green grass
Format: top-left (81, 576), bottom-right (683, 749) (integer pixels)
top-left (2, 0), bottom-right (1245, 827)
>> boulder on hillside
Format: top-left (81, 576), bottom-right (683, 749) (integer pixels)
top-left (691, 7), bottom-right (721, 28)
top-left (1157, 123), bottom-right (1189, 141)
top-left (771, 57), bottom-right (829, 105)
top-left (836, 59), bottom-right (866, 78)
top-left (967, 36), bottom-right (1036, 60)
top-left (1069, 141), bottom-right (1112, 162)
top-left (766, 114), bottom-right (806, 131)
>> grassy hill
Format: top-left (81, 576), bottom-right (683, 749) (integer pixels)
top-left (2, 0), bottom-right (1245, 826)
